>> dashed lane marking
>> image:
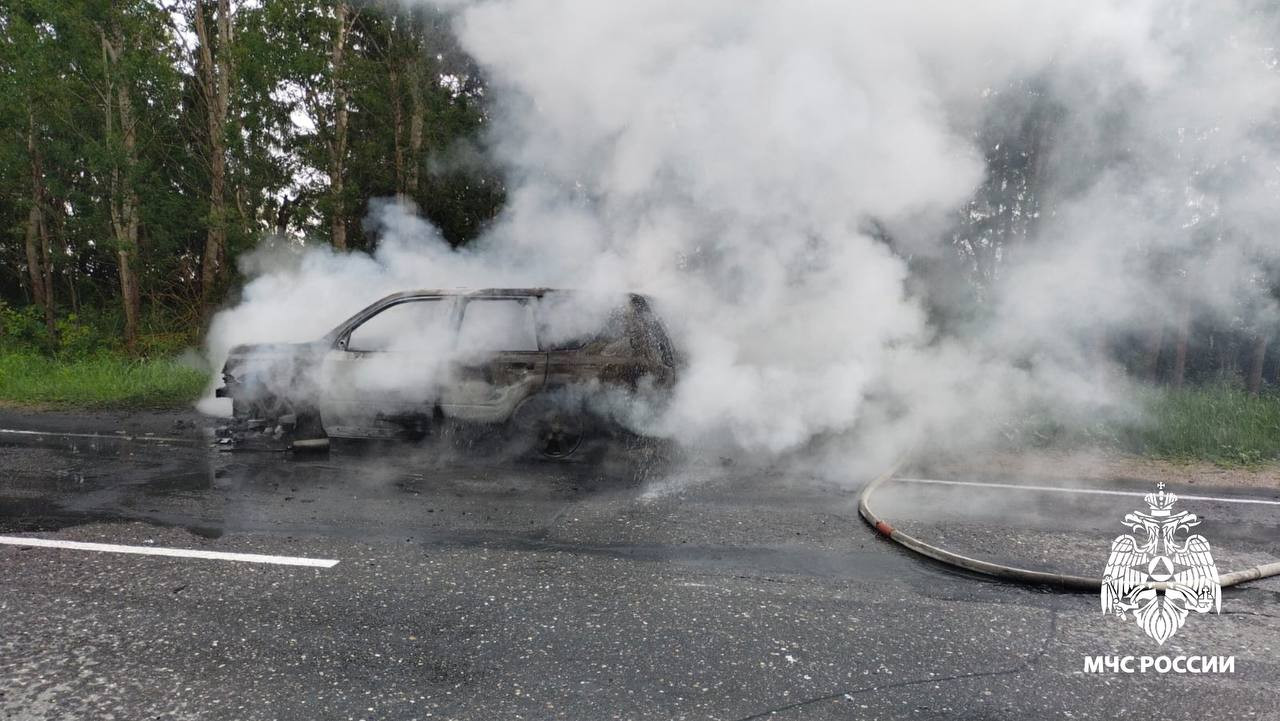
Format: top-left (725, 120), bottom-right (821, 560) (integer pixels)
top-left (0, 536), bottom-right (339, 568)
top-left (0, 428), bottom-right (192, 444)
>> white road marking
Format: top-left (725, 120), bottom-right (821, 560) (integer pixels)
top-left (0, 536), bottom-right (339, 568)
top-left (0, 428), bottom-right (191, 444)
top-left (895, 477), bottom-right (1280, 507)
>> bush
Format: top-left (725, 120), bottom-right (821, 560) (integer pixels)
top-left (136, 330), bottom-right (198, 358)
top-left (0, 350), bottom-right (208, 409)
top-left (55, 313), bottom-right (120, 359)
top-left (0, 301), bottom-right (201, 360)
top-left (0, 301), bottom-right (52, 352)
top-left (0, 300), bottom-right (207, 408)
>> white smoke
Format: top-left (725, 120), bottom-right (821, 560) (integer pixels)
top-left (205, 0), bottom-right (1280, 463)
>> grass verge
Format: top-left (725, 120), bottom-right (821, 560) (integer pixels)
top-left (0, 351), bottom-right (207, 410)
top-left (1015, 382), bottom-right (1280, 467)
top-left (1118, 384), bottom-right (1280, 467)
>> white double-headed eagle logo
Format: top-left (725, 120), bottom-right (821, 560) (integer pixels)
top-left (1101, 483), bottom-right (1220, 645)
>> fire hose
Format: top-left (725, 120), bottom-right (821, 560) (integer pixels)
top-left (857, 463), bottom-right (1280, 590)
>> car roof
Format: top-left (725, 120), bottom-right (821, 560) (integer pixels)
top-left (325, 289), bottom-right (660, 343)
top-left (372, 288), bottom-right (556, 301)
top-left (373, 288), bottom-right (656, 302)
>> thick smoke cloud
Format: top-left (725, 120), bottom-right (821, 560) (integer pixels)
top-left (206, 0), bottom-right (1280, 462)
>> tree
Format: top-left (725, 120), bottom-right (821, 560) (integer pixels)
top-left (1247, 333), bottom-right (1269, 394)
top-left (0, 0), bottom-right (502, 352)
top-left (194, 0), bottom-right (233, 320)
top-left (1, 1), bottom-right (63, 342)
top-left (324, 1), bottom-right (356, 249)
top-left (98, 12), bottom-right (145, 348)
top-left (24, 110), bottom-right (56, 340)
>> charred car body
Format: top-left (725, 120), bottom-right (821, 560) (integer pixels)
top-left (216, 289), bottom-right (678, 458)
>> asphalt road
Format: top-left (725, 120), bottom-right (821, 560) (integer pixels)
top-left (1, 415), bottom-right (1278, 720)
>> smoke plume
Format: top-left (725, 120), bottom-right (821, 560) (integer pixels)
top-left (206, 0), bottom-right (1280, 465)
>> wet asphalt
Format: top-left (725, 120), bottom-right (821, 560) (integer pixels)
top-left (1, 415), bottom-right (1278, 720)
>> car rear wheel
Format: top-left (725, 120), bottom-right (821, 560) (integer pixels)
top-left (538, 415), bottom-right (584, 459)
top-left (510, 396), bottom-right (587, 460)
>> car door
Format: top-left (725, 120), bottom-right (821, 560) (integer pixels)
top-left (536, 292), bottom-right (632, 388)
top-left (439, 297), bottom-right (547, 423)
top-left (317, 297), bottom-right (456, 438)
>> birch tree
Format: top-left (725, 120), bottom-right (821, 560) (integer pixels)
top-left (194, 0), bottom-right (233, 319)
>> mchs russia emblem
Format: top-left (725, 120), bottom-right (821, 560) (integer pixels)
top-left (1101, 483), bottom-right (1221, 645)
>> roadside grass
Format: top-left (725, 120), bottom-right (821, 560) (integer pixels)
top-left (1014, 382), bottom-right (1280, 467)
top-left (1118, 384), bottom-right (1280, 467)
top-left (0, 351), bottom-right (207, 410)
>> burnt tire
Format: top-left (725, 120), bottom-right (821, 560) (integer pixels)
top-left (509, 395), bottom-right (589, 461)
top-left (287, 409), bottom-right (329, 453)
top-left (234, 391), bottom-right (294, 424)
top-left (227, 392), bottom-right (329, 453)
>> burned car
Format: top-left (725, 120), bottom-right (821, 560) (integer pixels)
top-left (216, 289), bottom-right (678, 458)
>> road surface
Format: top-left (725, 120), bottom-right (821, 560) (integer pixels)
top-left (1, 412), bottom-right (1277, 720)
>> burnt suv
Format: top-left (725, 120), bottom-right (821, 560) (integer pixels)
top-left (216, 289), bottom-right (678, 458)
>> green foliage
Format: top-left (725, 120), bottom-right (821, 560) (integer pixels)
top-left (0, 0), bottom-right (502, 331)
top-left (0, 300), bottom-right (200, 361)
top-left (1008, 382), bottom-right (1280, 467)
top-left (54, 313), bottom-right (113, 359)
top-left (0, 301), bottom-right (49, 351)
top-left (1121, 383), bottom-right (1280, 466)
top-left (0, 351), bottom-right (207, 409)
top-left (134, 330), bottom-right (199, 359)
top-left (0, 301), bottom-right (203, 409)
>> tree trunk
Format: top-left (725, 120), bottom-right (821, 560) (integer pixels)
top-left (196, 0), bottom-right (233, 321)
top-left (1144, 323), bottom-right (1165, 382)
top-left (116, 249), bottom-right (141, 347)
top-left (329, 171), bottom-right (346, 249)
top-left (1212, 334), bottom-right (1232, 377)
top-left (1171, 304), bottom-right (1190, 389)
top-left (102, 25), bottom-right (143, 350)
top-left (1247, 333), bottom-right (1269, 394)
top-left (275, 196), bottom-right (295, 237)
top-left (328, 2), bottom-right (351, 250)
top-left (24, 205), bottom-right (47, 311)
top-left (407, 56), bottom-right (424, 197)
top-left (37, 198), bottom-right (55, 339)
top-left (1275, 340), bottom-right (1280, 387)
top-left (115, 80), bottom-right (143, 350)
top-left (26, 111), bottom-right (56, 341)
top-left (67, 266), bottom-right (79, 316)
top-left (390, 64), bottom-right (405, 197)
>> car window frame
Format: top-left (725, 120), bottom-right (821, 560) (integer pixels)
top-left (456, 296), bottom-right (542, 355)
top-left (337, 296), bottom-right (457, 353)
top-left (536, 303), bottom-right (629, 353)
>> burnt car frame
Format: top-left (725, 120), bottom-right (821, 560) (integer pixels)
top-left (216, 288), bottom-right (678, 458)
